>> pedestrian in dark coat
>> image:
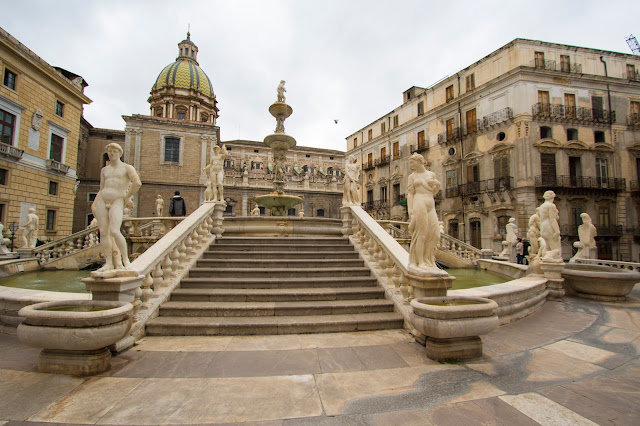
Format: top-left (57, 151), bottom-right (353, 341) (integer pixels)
top-left (169, 191), bottom-right (187, 216)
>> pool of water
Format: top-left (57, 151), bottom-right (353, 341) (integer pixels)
top-left (0, 270), bottom-right (90, 293)
top-left (447, 268), bottom-right (510, 290)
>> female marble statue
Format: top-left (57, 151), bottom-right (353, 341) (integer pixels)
top-left (156, 195), bottom-right (164, 216)
top-left (526, 209), bottom-right (541, 258)
top-left (277, 80), bottom-right (286, 103)
top-left (505, 217), bottom-right (518, 244)
top-left (539, 190), bottom-right (561, 258)
top-left (570, 213), bottom-right (597, 262)
top-left (407, 153), bottom-right (442, 273)
top-left (342, 155), bottom-right (360, 205)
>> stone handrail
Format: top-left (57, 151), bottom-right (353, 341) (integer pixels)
top-left (34, 226), bottom-right (100, 265)
top-left (124, 217), bottom-right (184, 238)
top-left (114, 201), bottom-right (226, 351)
top-left (575, 258), bottom-right (640, 272)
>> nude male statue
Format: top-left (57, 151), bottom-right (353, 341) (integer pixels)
top-left (21, 208), bottom-right (39, 248)
top-left (91, 143), bottom-right (141, 274)
top-left (202, 144), bottom-right (227, 202)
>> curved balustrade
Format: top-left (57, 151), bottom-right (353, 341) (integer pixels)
top-left (34, 226), bottom-right (101, 266)
top-left (575, 258), bottom-right (640, 272)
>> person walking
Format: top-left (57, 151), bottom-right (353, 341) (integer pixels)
top-left (169, 191), bottom-right (187, 216)
top-left (516, 238), bottom-right (524, 264)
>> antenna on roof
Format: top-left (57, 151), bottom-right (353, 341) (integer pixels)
top-left (626, 34), bottom-right (640, 55)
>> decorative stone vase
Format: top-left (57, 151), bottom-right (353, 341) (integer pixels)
top-left (410, 296), bottom-right (499, 361)
top-left (562, 263), bottom-right (640, 302)
top-left (17, 300), bottom-right (133, 376)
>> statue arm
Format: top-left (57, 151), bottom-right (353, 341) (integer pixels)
top-left (407, 176), bottom-right (415, 218)
top-left (125, 165), bottom-right (142, 200)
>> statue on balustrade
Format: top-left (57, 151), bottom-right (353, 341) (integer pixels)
top-left (21, 208), bottom-right (39, 248)
top-left (526, 208), bottom-right (541, 259)
top-left (203, 144), bottom-right (228, 202)
top-left (91, 143), bottom-right (142, 276)
top-left (570, 213), bottom-right (597, 262)
top-left (407, 153), bottom-right (443, 274)
top-left (156, 195), bottom-right (164, 216)
top-left (505, 217), bottom-right (518, 244)
top-left (342, 155), bottom-right (361, 206)
top-left (538, 190), bottom-right (562, 259)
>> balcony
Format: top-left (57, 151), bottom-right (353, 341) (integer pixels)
top-left (445, 186), bottom-right (459, 198)
top-left (560, 63), bottom-right (583, 74)
top-left (531, 59), bottom-right (557, 71)
top-left (45, 159), bottom-right (70, 174)
top-left (375, 155), bottom-right (390, 167)
top-left (410, 143), bottom-right (428, 154)
top-left (437, 127), bottom-right (460, 145)
top-left (0, 142), bottom-right (24, 160)
top-left (628, 113), bottom-right (640, 129)
top-left (457, 177), bottom-right (514, 197)
top-left (478, 108), bottom-right (513, 131)
top-left (363, 161), bottom-right (375, 171)
top-left (535, 175), bottom-right (626, 192)
top-left (625, 71), bottom-right (640, 81)
top-left (362, 200), bottom-right (389, 212)
top-left (532, 103), bottom-right (616, 125)
top-left (597, 225), bottom-right (624, 237)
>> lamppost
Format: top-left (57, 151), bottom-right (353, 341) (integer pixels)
top-left (8, 222), bottom-right (18, 252)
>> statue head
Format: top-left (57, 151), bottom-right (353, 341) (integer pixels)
top-left (508, 217), bottom-right (516, 223)
top-left (409, 153), bottom-right (426, 170)
top-left (28, 207), bottom-right (35, 214)
top-left (543, 190), bottom-right (556, 201)
top-left (580, 212), bottom-right (592, 223)
top-left (105, 142), bottom-right (123, 157)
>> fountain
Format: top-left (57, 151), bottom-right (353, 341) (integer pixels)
top-left (254, 81), bottom-right (303, 216)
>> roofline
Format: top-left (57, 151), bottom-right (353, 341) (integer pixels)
top-left (222, 139), bottom-right (345, 155)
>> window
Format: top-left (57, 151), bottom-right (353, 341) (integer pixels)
top-left (177, 112), bottom-right (186, 120)
top-left (448, 219), bottom-right (459, 239)
top-left (594, 131), bottom-right (605, 143)
top-left (164, 137), bottom-right (180, 163)
top-left (560, 55), bottom-right (571, 72)
top-left (49, 133), bottom-right (64, 162)
top-left (316, 209), bottom-right (325, 217)
top-left (466, 108), bottom-right (477, 133)
top-left (467, 164), bottom-right (480, 182)
top-left (446, 118), bottom-right (455, 141)
top-left (627, 64), bottom-right (637, 80)
top-left (86, 214), bottom-right (94, 227)
top-left (417, 101), bottom-right (424, 116)
top-left (55, 100), bottom-right (64, 117)
top-left (380, 186), bottom-right (387, 201)
top-left (367, 153), bottom-right (373, 167)
top-left (592, 96), bottom-right (604, 120)
top-left (88, 193), bottom-right (97, 202)
top-left (288, 208), bottom-right (296, 216)
top-left (540, 153), bottom-right (556, 186)
top-left (368, 129), bottom-right (373, 140)
top-left (367, 189), bottom-right (373, 203)
top-left (305, 154), bottom-right (310, 158)
top-left (48, 181), bottom-right (58, 196)
top-left (255, 149), bottom-right (260, 153)
top-left (596, 158), bottom-right (608, 186)
top-left (258, 206), bottom-right (266, 215)
top-left (46, 209), bottom-right (56, 231)
top-left (380, 147), bottom-right (386, 160)
top-left (353, 137), bottom-right (358, 148)
top-left (598, 205), bottom-right (610, 227)
top-left (0, 109), bottom-right (15, 145)
top-left (569, 156), bottom-right (582, 186)
top-left (393, 142), bottom-right (399, 159)
top-left (327, 167), bottom-right (333, 175)
top-left (417, 130), bottom-right (425, 148)
top-left (446, 170), bottom-right (457, 188)
top-left (0, 168), bottom-right (6, 185)
top-left (564, 93), bottom-right (576, 118)
top-left (534, 51), bottom-right (545, 68)
top-left (302, 165), bottom-right (307, 173)
top-left (381, 122), bottom-right (386, 134)
top-left (393, 115), bottom-right (399, 128)
top-left (538, 91), bottom-right (550, 114)
top-left (465, 74), bottom-right (475, 92)
top-left (497, 215), bottom-right (509, 237)
top-left (540, 126), bottom-right (552, 139)
top-left (567, 128), bottom-right (578, 141)
top-left (3, 69), bottom-right (16, 90)
top-left (446, 85), bottom-right (454, 102)
top-left (393, 183), bottom-right (401, 202)
top-left (329, 156), bottom-right (334, 160)
top-left (631, 101), bottom-right (640, 124)
top-left (494, 156), bottom-right (510, 186)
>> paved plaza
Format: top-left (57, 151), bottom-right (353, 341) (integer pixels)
top-left (0, 288), bottom-right (639, 425)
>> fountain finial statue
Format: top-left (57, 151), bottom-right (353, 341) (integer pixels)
top-left (277, 80), bottom-right (286, 103)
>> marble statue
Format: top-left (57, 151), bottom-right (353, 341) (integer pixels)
top-left (570, 213), bottom-right (597, 262)
top-left (91, 143), bottom-right (142, 275)
top-left (21, 207), bottom-right (39, 248)
top-left (28, 109), bottom-right (43, 150)
top-left (156, 195), bottom-right (164, 216)
top-left (0, 222), bottom-right (11, 254)
top-left (539, 190), bottom-right (561, 259)
top-left (298, 210), bottom-right (304, 217)
top-left (273, 150), bottom-right (287, 183)
top-left (342, 155), bottom-right (361, 206)
top-left (87, 218), bottom-right (98, 247)
top-left (250, 205), bottom-right (260, 216)
top-left (123, 196), bottom-right (133, 218)
top-left (526, 209), bottom-right (541, 258)
top-left (407, 153), bottom-right (443, 274)
top-left (203, 144), bottom-right (227, 202)
top-left (277, 80), bottom-right (286, 103)
top-left (505, 217), bottom-right (518, 243)
top-left (31, 109), bottom-right (43, 131)
top-left (204, 181), bottom-right (214, 202)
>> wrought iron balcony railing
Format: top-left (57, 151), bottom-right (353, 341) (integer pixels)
top-left (560, 63), bottom-right (583, 74)
top-left (437, 127), bottom-right (460, 145)
top-left (410, 143), bottom-right (428, 154)
top-left (531, 59), bottom-right (557, 71)
top-left (628, 113), bottom-right (640, 128)
top-left (597, 225), bottom-right (624, 237)
top-left (534, 175), bottom-right (626, 191)
top-left (45, 159), bottom-right (70, 174)
top-left (445, 186), bottom-right (459, 198)
top-left (560, 224), bottom-right (579, 237)
top-left (0, 142), bottom-right (24, 160)
top-left (362, 200), bottom-right (389, 211)
top-left (532, 103), bottom-right (616, 124)
top-left (456, 177), bottom-right (514, 196)
top-left (375, 155), bottom-right (390, 167)
top-left (631, 180), bottom-right (640, 192)
top-left (363, 161), bottom-right (375, 171)
top-left (625, 71), bottom-right (640, 81)
top-left (481, 107), bottom-right (513, 129)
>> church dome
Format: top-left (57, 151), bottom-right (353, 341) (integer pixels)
top-left (152, 59), bottom-right (214, 98)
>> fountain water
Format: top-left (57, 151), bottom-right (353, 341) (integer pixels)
top-left (254, 81), bottom-right (303, 216)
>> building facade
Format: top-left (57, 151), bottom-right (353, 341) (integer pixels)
top-left (0, 27), bottom-right (91, 244)
top-left (346, 38), bottom-right (640, 261)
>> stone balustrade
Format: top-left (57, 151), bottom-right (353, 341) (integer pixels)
top-left (575, 258), bottom-right (640, 272)
top-left (34, 226), bottom-right (101, 266)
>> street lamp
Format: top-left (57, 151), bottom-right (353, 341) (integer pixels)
top-left (8, 222), bottom-right (18, 252)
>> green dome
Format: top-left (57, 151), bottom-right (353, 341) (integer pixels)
top-left (152, 59), bottom-right (214, 98)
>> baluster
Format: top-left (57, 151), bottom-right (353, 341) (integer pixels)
top-left (141, 272), bottom-right (153, 304)
top-left (399, 272), bottom-right (410, 301)
top-left (152, 261), bottom-right (164, 289)
top-left (178, 240), bottom-right (188, 263)
top-left (163, 252), bottom-right (173, 278)
top-left (391, 264), bottom-right (402, 288)
top-left (369, 239), bottom-right (379, 268)
top-left (76, 237), bottom-right (83, 251)
top-left (170, 246), bottom-right (181, 271)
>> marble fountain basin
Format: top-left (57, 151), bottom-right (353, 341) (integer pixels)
top-left (17, 300), bottom-right (133, 375)
top-left (410, 296), bottom-right (499, 360)
top-left (562, 263), bottom-right (640, 301)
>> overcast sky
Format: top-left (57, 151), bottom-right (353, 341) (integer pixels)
top-left (3, 0), bottom-right (639, 151)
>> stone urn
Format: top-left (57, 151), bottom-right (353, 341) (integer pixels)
top-left (17, 300), bottom-right (133, 375)
top-left (410, 296), bottom-right (499, 361)
top-left (562, 263), bottom-right (640, 302)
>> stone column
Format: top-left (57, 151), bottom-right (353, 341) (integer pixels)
top-left (340, 206), bottom-right (353, 236)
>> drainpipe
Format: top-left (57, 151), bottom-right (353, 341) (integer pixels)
top-left (457, 73), bottom-right (467, 243)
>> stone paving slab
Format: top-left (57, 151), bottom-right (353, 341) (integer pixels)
top-left (1, 291), bottom-right (640, 424)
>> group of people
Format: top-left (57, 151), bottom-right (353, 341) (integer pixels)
top-left (515, 238), bottom-right (531, 265)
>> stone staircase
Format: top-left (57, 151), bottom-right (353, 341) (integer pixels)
top-left (146, 236), bottom-right (404, 335)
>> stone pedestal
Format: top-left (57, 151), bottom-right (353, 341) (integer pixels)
top-left (83, 273), bottom-right (144, 303)
top-left (539, 258), bottom-right (565, 301)
top-left (404, 272), bottom-right (455, 298)
top-left (17, 248), bottom-right (34, 259)
top-left (480, 249), bottom-right (494, 259)
top-left (425, 336), bottom-right (483, 361)
top-left (38, 348), bottom-right (111, 376)
top-left (340, 206), bottom-right (353, 236)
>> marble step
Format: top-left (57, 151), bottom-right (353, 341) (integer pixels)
top-left (214, 237), bottom-right (350, 246)
top-left (208, 243), bottom-right (350, 252)
top-left (201, 250), bottom-right (360, 260)
top-left (179, 276), bottom-right (379, 289)
top-left (159, 299), bottom-right (395, 317)
top-left (195, 258), bottom-right (365, 269)
top-left (187, 267), bottom-right (372, 279)
top-left (146, 312), bottom-right (405, 336)
top-left (170, 287), bottom-right (385, 302)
